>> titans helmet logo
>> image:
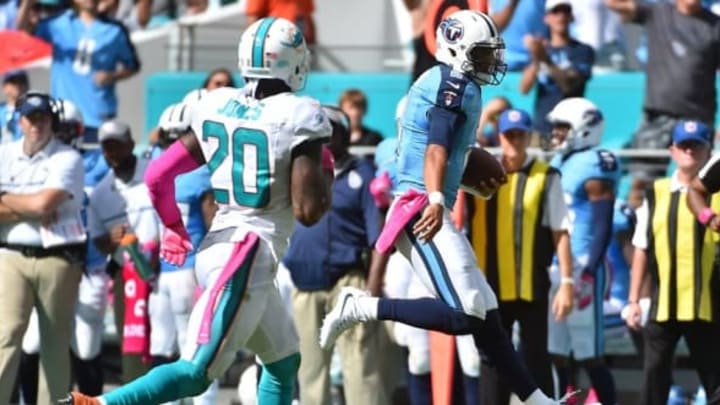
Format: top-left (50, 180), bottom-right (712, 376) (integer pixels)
top-left (440, 19), bottom-right (464, 44)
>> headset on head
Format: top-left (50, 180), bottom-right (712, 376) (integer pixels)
top-left (16, 91), bottom-right (61, 132)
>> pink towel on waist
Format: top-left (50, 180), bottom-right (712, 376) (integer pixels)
top-left (375, 189), bottom-right (428, 254)
top-left (197, 232), bottom-right (259, 345)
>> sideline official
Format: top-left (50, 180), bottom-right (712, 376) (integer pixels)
top-left (0, 92), bottom-right (85, 404)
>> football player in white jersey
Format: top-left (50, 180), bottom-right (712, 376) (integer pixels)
top-left (63, 17), bottom-right (332, 405)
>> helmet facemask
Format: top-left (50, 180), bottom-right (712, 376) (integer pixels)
top-left (463, 39), bottom-right (507, 86)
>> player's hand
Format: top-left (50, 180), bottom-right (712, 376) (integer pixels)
top-left (413, 203), bottom-right (443, 242)
top-left (552, 283), bottom-right (574, 321)
top-left (94, 70), bottom-right (116, 86)
top-left (160, 225), bottom-right (193, 266)
top-left (624, 302), bottom-right (643, 330)
top-left (708, 215), bottom-right (720, 233)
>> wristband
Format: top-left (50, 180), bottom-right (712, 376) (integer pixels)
top-left (428, 191), bottom-right (445, 206)
top-left (560, 276), bottom-right (574, 286)
top-left (698, 207), bottom-right (717, 226)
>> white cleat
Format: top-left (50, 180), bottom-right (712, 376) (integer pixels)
top-left (319, 287), bottom-right (369, 349)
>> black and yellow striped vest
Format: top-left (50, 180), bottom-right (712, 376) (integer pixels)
top-left (471, 159), bottom-right (557, 302)
top-left (646, 177), bottom-right (720, 322)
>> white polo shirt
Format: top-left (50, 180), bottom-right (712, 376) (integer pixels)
top-left (87, 156), bottom-right (160, 264)
top-left (0, 138), bottom-right (84, 246)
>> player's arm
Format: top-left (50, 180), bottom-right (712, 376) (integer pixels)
top-left (291, 138), bottom-right (331, 226)
top-left (688, 154), bottom-right (720, 231)
top-left (583, 178), bottom-right (616, 272)
top-left (605, 0), bottom-right (639, 22)
top-left (545, 171), bottom-right (573, 320)
top-left (414, 105), bottom-right (465, 241)
top-left (145, 133), bottom-right (205, 230)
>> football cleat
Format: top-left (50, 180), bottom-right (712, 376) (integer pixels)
top-left (58, 392), bottom-right (101, 405)
top-left (319, 287), bottom-right (369, 349)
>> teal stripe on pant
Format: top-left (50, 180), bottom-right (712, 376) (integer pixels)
top-left (102, 242), bottom-right (257, 405)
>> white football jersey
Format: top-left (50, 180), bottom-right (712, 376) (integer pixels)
top-left (191, 86), bottom-right (331, 253)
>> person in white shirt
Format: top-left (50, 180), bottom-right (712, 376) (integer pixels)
top-left (0, 91), bottom-right (85, 405)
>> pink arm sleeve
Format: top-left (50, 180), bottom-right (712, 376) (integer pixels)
top-left (145, 141), bottom-right (201, 228)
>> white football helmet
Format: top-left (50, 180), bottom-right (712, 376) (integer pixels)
top-left (435, 10), bottom-right (507, 86)
top-left (182, 88), bottom-right (207, 107)
top-left (55, 99), bottom-right (84, 145)
top-left (237, 17), bottom-right (310, 92)
top-left (547, 97), bottom-right (604, 153)
top-left (158, 102), bottom-right (192, 138)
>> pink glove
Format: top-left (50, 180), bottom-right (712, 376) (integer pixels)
top-left (369, 171), bottom-right (393, 209)
top-left (160, 222), bottom-right (193, 267)
top-left (321, 145), bottom-right (335, 175)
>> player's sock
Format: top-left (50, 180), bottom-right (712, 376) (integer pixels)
top-left (585, 364), bottom-right (616, 405)
top-left (554, 364), bottom-right (570, 400)
top-left (257, 353), bottom-right (300, 405)
top-left (72, 352), bottom-right (104, 396)
top-left (471, 310), bottom-right (539, 401)
top-left (377, 298), bottom-right (474, 334)
top-left (407, 372), bottom-right (432, 405)
top-left (463, 374), bottom-right (480, 405)
top-left (101, 359), bottom-right (210, 405)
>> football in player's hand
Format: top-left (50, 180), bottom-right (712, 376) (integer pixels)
top-left (461, 147), bottom-right (506, 199)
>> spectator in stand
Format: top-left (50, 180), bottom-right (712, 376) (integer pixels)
top-left (339, 88), bottom-right (383, 149)
top-left (520, 0), bottom-right (595, 138)
top-left (202, 67), bottom-right (235, 90)
top-left (476, 96), bottom-right (512, 147)
top-left (488, 0), bottom-right (546, 71)
top-left (16, 0), bottom-right (141, 144)
top-left (244, 0), bottom-right (316, 45)
top-left (99, 0), bottom-right (152, 31)
top-left (606, 0), bottom-right (720, 194)
top-left (0, 70), bottom-right (29, 144)
top-left (0, 0), bottom-right (18, 28)
top-left (569, 0), bottom-right (627, 70)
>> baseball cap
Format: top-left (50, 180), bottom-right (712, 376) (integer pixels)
top-left (672, 120), bottom-right (711, 145)
top-left (3, 70), bottom-right (29, 86)
top-left (545, 0), bottom-right (572, 12)
top-left (498, 109), bottom-right (532, 133)
top-left (99, 120), bottom-right (132, 143)
top-left (18, 92), bottom-right (54, 116)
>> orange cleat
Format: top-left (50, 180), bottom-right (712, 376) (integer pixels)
top-left (57, 392), bottom-right (101, 405)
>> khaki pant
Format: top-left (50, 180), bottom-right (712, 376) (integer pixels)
top-left (293, 270), bottom-right (401, 405)
top-left (0, 249), bottom-right (82, 404)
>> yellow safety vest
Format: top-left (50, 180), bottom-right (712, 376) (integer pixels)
top-left (471, 159), bottom-right (556, 302)
top-left (647, 177), bottom-right (720, 322)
